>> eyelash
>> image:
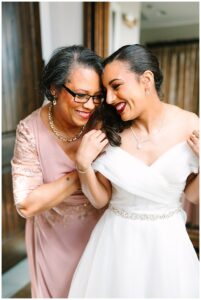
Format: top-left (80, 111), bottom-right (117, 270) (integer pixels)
top-left (112, 84), bottom-right (121, 91)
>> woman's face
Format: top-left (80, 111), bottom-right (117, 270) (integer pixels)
top-left (55, 66), bottom-right (102, 127)
top-left (102, 60), bottom-right (147, 121)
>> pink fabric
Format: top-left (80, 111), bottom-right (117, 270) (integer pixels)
top-left (11, 108), bottom-right (103, 298)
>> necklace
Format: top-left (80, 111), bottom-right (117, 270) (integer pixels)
top-left (130, 126), bottom-right (154, 150)
top-left (48, 104), bottom-right (85, 143)
top-left (130, 107), bottom-right (166, 150)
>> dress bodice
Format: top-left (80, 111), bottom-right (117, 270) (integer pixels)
top-left (92, 142), bottom-right (199, 213)
top-left (69, 141), bottom-right (199, 299)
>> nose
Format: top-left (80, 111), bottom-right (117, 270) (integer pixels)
top-left (106, 89), bottom-right (116, 105)
top-left (82, 97), bottom-right (95, 110)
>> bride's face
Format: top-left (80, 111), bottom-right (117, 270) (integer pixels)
top-left (102, 60), bottom-right (147, 122)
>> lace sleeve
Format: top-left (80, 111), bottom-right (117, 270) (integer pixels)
top-left (11, 120), bottom-right (43, 211)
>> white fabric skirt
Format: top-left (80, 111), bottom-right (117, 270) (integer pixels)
top-left (68, 208), bottom-right (199, 298)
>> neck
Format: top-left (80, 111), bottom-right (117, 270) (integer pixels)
top-left (133, 98), bottom-right (165, 134)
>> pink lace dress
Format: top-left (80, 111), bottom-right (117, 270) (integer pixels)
top-left (11, 108), bottom-right (103, 298)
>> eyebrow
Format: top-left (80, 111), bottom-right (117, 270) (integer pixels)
top-left (109, 78), bottom-right (121, 85)
top-left (74, 89), bottom-right (102, 94)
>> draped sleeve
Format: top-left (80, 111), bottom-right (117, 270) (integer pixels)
top-left (11, 120), bottom-right (43, 216)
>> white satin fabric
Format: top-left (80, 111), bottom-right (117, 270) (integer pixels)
top-left (68, 142), bottom-right (199, 298)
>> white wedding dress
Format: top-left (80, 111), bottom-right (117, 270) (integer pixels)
top-left (68, 142), bottom-right (199, 298)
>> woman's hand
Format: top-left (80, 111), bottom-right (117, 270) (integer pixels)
top-left (76, 130), bottom-right (108, 171)
top-left (187, 130), bottom-right (199, 157)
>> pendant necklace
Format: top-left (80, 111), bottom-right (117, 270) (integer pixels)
top-left (130, 126), bottom-right (151, 150)
top-left (130, 107), bottom-right (166, 150)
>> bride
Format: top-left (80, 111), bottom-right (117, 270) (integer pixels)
top-left (68, 44), bottom-right (199, 298)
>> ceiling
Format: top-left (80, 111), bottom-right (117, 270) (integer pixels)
top-left (141, 2), bottom-right (199, 29)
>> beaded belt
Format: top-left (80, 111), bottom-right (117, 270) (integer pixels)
top-left (109, 205), bottom-right (181, 221)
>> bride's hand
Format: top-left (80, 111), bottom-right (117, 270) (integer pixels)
top-left (76, 130), bottom-right (108, 171)
top-left (187, 130), bottom-right (199, 157)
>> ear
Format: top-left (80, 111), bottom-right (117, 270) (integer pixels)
top-left (140, 70), bottom-right (155, 97)
top-left (50, 85), bottom-right (57, 97)
top-left (141, 70), bottom-right (154, 89)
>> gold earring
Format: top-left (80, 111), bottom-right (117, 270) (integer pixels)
top-left (52, 96), bottom-right (57, 106)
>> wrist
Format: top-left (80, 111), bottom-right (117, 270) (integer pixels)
top-left (76, 163), bottom-right (91, 174)
top-left (76, 156), bottom-right (91, 172)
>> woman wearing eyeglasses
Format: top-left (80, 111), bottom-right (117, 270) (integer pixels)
top-left (11, 45), bottom-right (106, 298)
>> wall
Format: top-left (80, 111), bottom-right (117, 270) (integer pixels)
top-left (141, 23), bottom-right (199, 44)
top-left (39, 2), bottom-right (199, 60)
top-left (140, 2), bottom-right (199, 44)
top-left (39, 2), bottom-right (83, 64)
top-left (109, 2), bottom-right (141, 54)
top-left (40, 2), bottom-right (141, 60)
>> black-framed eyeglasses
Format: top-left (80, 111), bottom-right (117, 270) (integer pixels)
top-left (62, 84), bottom-right (104, 105)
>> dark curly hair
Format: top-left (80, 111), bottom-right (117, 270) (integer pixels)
top-left (102, 44), bottom-right (163, 146)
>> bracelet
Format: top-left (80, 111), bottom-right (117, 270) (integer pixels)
top-left (76, 164), bottom-right (91, 174)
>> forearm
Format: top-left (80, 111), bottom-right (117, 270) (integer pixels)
top-left (78, 166), bottom-right (111, 209)
top-left (184, 174), bottom-right (199, 204)
top-left (75, 129), bottom-right (110, 208)
top-left (17, 172), bottom-right (79, 217)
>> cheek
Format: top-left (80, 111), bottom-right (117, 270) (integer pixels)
top-left (126, 94), bottom-right (143, 113)
top-left (62, 97), bottom-right (79, 110)
top-left (68, 98), bottom-right (78, 108)
top-left (129, 88), bottom-right (144, 103)
top-left (58, 100), bottom-right (78, 121)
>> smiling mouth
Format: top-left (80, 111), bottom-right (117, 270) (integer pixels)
top-left (76, 110), bottom-right (92, 120)
top-left (115, 102), bottom-right (126, 114)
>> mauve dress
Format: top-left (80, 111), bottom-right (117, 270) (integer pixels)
top-left (11, 108), bottom-right (103, 298)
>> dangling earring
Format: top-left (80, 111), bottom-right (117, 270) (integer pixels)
top-left (52, 96), bottom-right (57, 106)
top-left (145, 89), bottom-right (150, 96)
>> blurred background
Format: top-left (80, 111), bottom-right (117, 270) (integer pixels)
top-left (2, 1), bottom-right (199, 298)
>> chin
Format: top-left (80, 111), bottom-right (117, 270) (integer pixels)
top-left (77, 118), bottom-right (90, 127)
top-left (74, 120), bottom-right (86, 128)
top-left (123, 110), bottom-right (139, 121)
top-left (120, 112), bottom-right (132, 122)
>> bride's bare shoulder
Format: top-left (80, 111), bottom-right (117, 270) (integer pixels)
top-left (166, 104), bottom-right (199, 128)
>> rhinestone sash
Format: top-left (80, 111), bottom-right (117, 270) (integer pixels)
top-left (109, 205), bottom-right (181, 221)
